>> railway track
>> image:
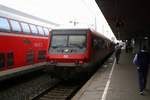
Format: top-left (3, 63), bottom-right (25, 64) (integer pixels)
top-left (0, 59), bottom-right (109, 100)
top-left (32, 63), bottom-right (106, 100)
top-left (0, 70), bottom-right (60, 100)
top-left (32, 81), bottom-right (81, 100)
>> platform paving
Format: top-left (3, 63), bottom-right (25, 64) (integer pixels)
top-left (72, 51), bottom-right (150, 100)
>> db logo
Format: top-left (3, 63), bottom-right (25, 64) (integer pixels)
top-left (64, 55), bottom-right (69, 58)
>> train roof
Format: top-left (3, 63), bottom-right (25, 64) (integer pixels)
top-left (51, 28), bottom-right (112, 42)
top-left (52, 27), bottom-right (90, 30)
top-left (90, 29), bottom-right (112, 42)
top-left (0, 4), bottom-right (59, 28)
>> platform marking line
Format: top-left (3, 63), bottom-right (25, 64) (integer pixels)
top-left (101, 58), bottom-right (116, 100)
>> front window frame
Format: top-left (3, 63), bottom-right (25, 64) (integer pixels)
top-left (49, 33), bottom-right (87, 54)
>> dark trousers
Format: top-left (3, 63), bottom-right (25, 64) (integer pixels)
top-left (115, 53), bottom-right (120, 64)
top-left (137, 68), bottom-right (148, 92)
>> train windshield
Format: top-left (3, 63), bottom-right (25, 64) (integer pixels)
top-left (51, 35), bottom-right (68, 47)
top-left (49, 34), bottom-right (86, 54)
top-left (68, 35), bottom-right (86, 48)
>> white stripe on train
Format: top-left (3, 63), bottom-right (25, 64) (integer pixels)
top-left (0, 32), bottom-right (48, 39)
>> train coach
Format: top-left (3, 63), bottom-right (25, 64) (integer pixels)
top-left (0, 5), bottom-right (59, 81)
top-left (46, 28), bottom-right (115, 79)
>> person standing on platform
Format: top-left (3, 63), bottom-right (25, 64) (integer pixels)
top-left (133, 46), bottom-right (150, 95)
top-left (115, 43), bottom-right (122, 64)
top-left (125, 43), bottom-right (128, 53)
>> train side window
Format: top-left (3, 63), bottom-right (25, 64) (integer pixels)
top-left (30, 24), bottom-right (38, 34)
top-left (0, 53), bottom-right (5, 68)
top-left (10, 20), bottom-right (21, 33)
top-left (7, 52), bottom-right (14, 67)
top-left (0, 17), bottom-right (10, 32)
top-left (37, 26), bottom-right (44, 36)
top-left (38, 50), bottom-right (46, 60)
top-left (26, 50), bottom-right (34, 64)
top-left (43, 27), bottom-right (49, 36)
top-left (93, 39), bottom-right (97, 48)
top-left (21, 22), bottom-right (31, 34)
top-left (100, 40), bottom-right (105, 49)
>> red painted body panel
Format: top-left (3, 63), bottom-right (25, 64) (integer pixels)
top-left (86, 31), bottom-right (92, 62)
top-left (0, 32), bottom-right (48, 70)
top-left (47, 54), bottom-right (86, 62)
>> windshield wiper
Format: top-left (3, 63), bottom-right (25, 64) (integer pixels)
top-left (51, 46), bottom-right (59, 48)
top-left (51, 45), bottom-right (67, 48)
top-left (69, 44), bottom-right (84, 49)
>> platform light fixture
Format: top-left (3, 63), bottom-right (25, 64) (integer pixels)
top-left (144, 36), bottom-right (148, 39)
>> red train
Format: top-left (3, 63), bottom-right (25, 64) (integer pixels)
top-left (0, 5), bottom-right (58, 81)
top-left (46, 28), bottom-right (115, 79)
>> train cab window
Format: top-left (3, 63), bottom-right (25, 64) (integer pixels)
top-left (7, 52), bottom-right (14, 67)
top-left (21, 22), bottom-right (31, 34)
top-left (30, 24), bottom-right (38, 34)
top-left (43, 27), bottom-right (49, 36)
top-left (0, 53), bottom-right (5, 68)
top-left (98, 40), bottom-right (105, 49)
top-left (37, 26), bottom-right (44, 36)
top-left (51, 35), bottom-right (68, 48)
top-left (38, 50), bottom-right (46, 60)
top-left (69, 35), bottom-right (86, 48)
top-left (0, 17), bottom-right (10, 32)
top-left (10, 20), bottom-right (21, 33)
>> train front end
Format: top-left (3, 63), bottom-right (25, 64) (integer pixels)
top-left (47, 29), bottom-right (91, 69)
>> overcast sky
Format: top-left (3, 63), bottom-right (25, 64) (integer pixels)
top-left (0, 0), bottom-right (116, 41)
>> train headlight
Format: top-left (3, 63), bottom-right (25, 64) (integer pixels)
top-left (64, 49), bottom-right (69, 53)
top-left (75, 60), bottom-right (84, 65)
top-left (79, 60), bottom-right (84, 64)
top-left (50, 60), bottom-right (55, 64)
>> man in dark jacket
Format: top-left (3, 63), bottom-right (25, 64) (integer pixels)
top-left (133, 46), bottom-right (150, 95)
top-left (115, 43), bottom-right (122, 64)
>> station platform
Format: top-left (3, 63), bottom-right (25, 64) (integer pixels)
top-left (72, 51), bottom-right (150, 100)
